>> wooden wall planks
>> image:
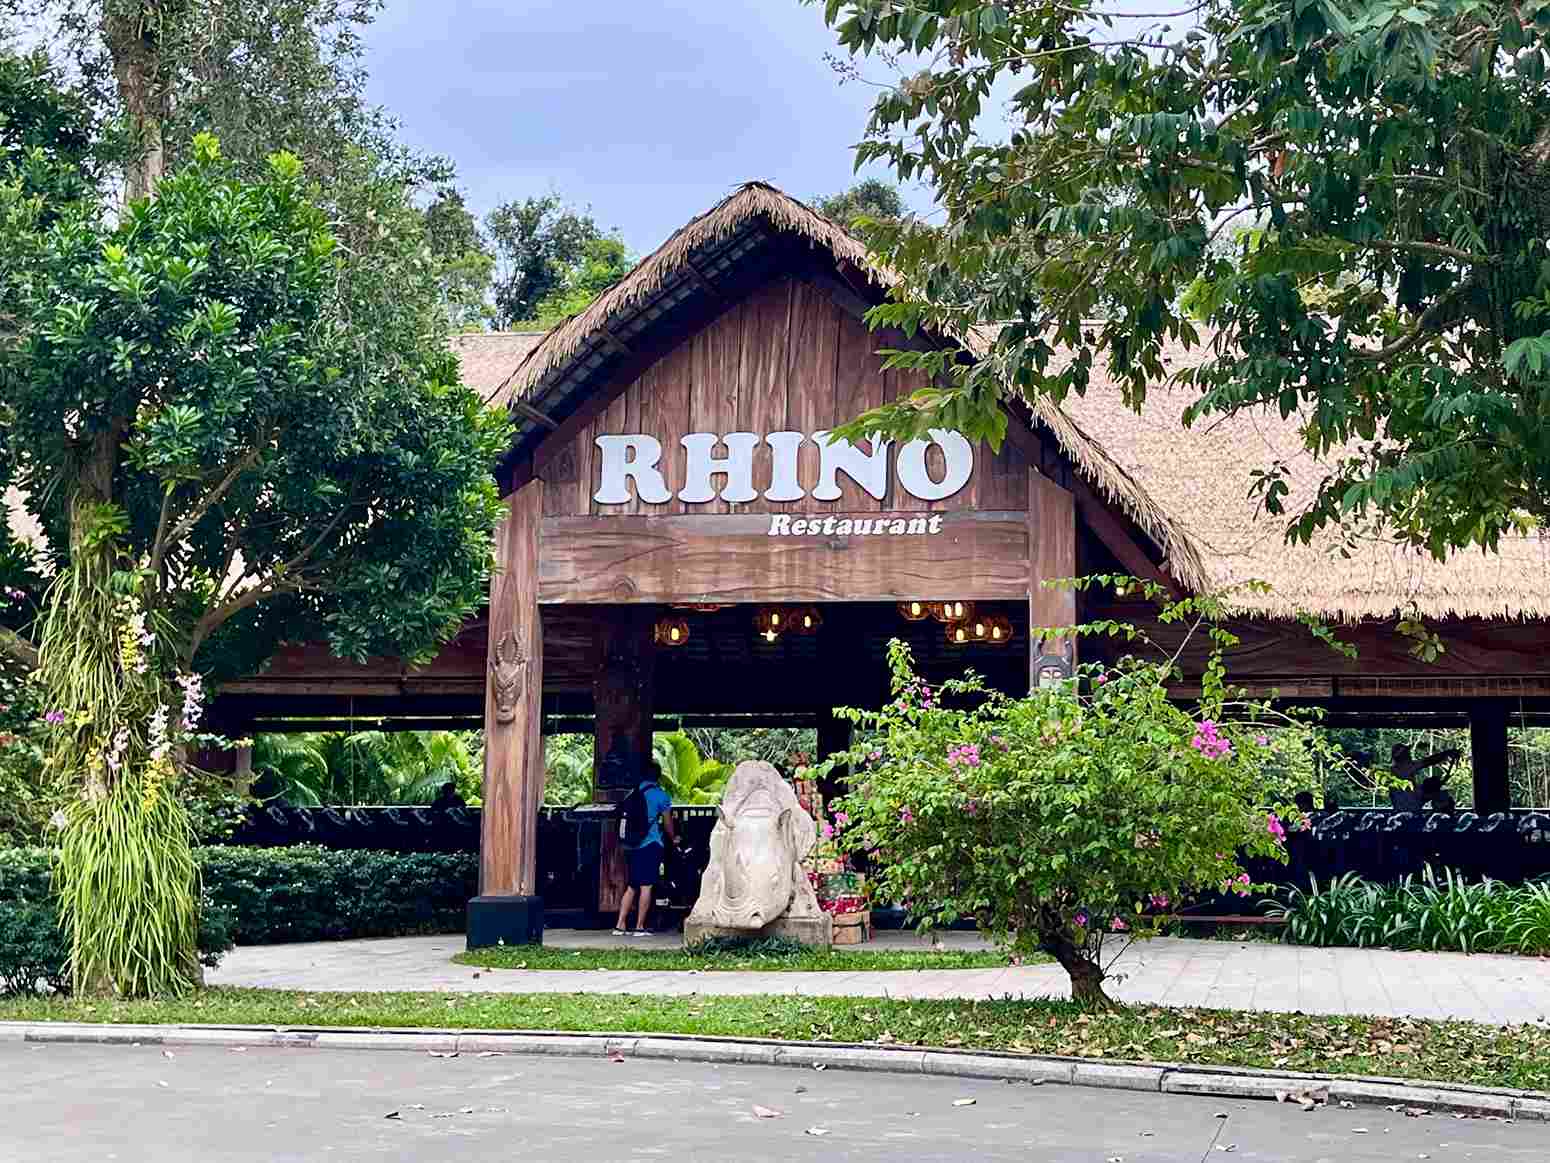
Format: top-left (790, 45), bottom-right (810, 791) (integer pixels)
top-left (537, 275), bottom-right (1025, 518)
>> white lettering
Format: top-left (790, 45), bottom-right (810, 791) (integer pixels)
top-left (854, 519), bottom-right (874, 535)
top-left (680, 432), bottom-right (759, 504)
top-left (761, 513), bottom-right (949, 538)
top-left (906, 517), bottom-right (927, 535)
top-left (812, 431), bottom-right (890, 502)
top-left (835, 518), bottom-right (853, 535)
top-left (595, 428), bottom-right (978, 506)
top-left (594, 435), bottom-right (671, 504)
top-left (896, 429), bottom-right (974, 501)
top-left (888, 519), bottom-right (907, 534)
top-left (791, 518), bottom-right (809, 535)
top-left (767, 515), bottom-right (791, 536)
top-left (764, 432), bottom-right (805, 502)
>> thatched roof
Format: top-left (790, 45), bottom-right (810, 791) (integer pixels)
top-left (448, 331), bottom-right (546, 409)
top-left (467, 180), bottom-right (1550, 624)
top-left (1056, 338), bottom-right (1550, 622)
top-left (498, 182), bottom-right (881, 407)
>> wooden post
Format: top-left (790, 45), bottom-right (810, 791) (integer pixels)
top-left (1470, 701), bottom-right (1512, 814)
top-left (592, 607), bottom-right (658, 915)
top-left (815, 712), bottom-right (852, 809)
top-left (468, 481), bottom-right (546, 948)
top-left (1029, 469), bottom-right (1077, 690)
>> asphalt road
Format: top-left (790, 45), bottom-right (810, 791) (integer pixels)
top-left (0, 1042), bottom-right (1538, 1162)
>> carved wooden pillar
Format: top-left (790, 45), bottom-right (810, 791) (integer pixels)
top-left (468, 480), bottom-right (545, 948)
top-left (1028, 470), bottom-right (1077, 690)
top-left (592, 606), bottom-right (657, 914)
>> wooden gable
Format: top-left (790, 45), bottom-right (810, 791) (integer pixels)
top-left (537, 275), bottom-right (1029, 519)
top-left (528, 274), bottom-right (1037, 605)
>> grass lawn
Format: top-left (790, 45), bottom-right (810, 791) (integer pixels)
top-left (3, 989), bottom-right (1547, 1093)
top-left (454, 944), bottom-right (1015, 972)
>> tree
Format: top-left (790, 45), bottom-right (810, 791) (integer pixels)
top-left (815, 177), bottom-right (905, 230)
top-left (0, 129), bottom-right (506, 994)
top-left (251, 730), bottom-right (482, 806)
top-left (421, 187), bottom-right (494, 330)
top-left (817, 0), bottom-right (1550, 559)
top-left (824, 590), bottom-right (1290, 1007)
top-left (485, 194), bottom-right (632, 328)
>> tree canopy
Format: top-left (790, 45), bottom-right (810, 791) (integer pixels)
top-left (818, 0), bottom-right (1550, 558)
top-left (815, 177), bottom-right (906, 229)
top-left (485, 193), bottom-right (633, 329)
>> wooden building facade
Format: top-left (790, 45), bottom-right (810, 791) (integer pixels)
top-left (211, 183), bottom-right (1550, 947)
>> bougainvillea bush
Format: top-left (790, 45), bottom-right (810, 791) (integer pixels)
top-left (825, 600), bottom-right (1294, 1007)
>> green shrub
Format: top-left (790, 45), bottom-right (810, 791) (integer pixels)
top-left (0, 845), bottom-right (475, 995)
top-left (198, 846), bottom-right (476, 944)
top-left (1270, 866), bottom-right (1550, 955)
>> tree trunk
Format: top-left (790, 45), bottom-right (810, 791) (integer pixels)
top-left (1043, 931), bottom-right (1115, 1009)
top-left (103, 3), bottom-right (168, 201)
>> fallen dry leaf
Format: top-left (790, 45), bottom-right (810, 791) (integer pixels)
top-left (952, 1098), bottom-right (977, 1107)
top-left (805, 1126), bottom-right (830, 1137)
top-left (752, 1105), bottom-right (782, 1119)
top-left (428, 1051), bottom-right (458, 1059)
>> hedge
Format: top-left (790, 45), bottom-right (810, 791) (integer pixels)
top-left (1, 845), bottom-right (476, 995)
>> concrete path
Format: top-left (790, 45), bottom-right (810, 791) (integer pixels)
top-left (3, 1042), bottom-right (1536, 1162)
top-left (208, 931), bottom-right (1550, 1026)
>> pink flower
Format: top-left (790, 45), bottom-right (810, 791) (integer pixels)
top-left (1110, 917), bottom-right (1128, 932)
top-left (1095, 673), bottom-right (1108, 685)
top-left (834, 811), bottom-right (849, 828)
top-left (869, 750), bottom-right (882, 762)
top-left (1149, 893), bottom-right (1170, 909)
top-left (899, 807), bottom-right (914, 825)
top-left (1074, 911), bottom-right (1089, 928)
top-left (1267, 813), bottom-right (1286, 843)
top-left (990, 735), bottom-right (1007, 750)
top-left (43, 710), bottom-right (65, 725)
top-left (820, 821), bottom-right (834, 839)
top-left (1237, 873), bottom-right (1250, 885)
top-left (1191, 719), bottom-right (1232, 759)
top-left (1255, 734), bottom-right (1270, 746)
top-left (964, 800), bottom-right (979, 816)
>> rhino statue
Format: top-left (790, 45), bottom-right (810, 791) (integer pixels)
top-left (683, 760), bottom-right (833, 947)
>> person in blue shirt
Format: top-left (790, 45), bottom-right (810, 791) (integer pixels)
top-left (613, 760), bottom-right (676, 936)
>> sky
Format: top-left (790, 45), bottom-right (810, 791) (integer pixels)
top-left (362, 0), bottom-right (936, 257)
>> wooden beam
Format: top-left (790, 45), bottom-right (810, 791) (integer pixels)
top-left (683, 255), bottom-right (723, 301)
top-left (1068, 475), bottom-right (1182, 598)
top-left (538, 511), bottom-right (1030, 604)
top-left (512, 401), bottom-right (558, 430)
top-left (480, 481), bottom-right (545, 898)
top-left (598, 325), bottom-right (631, 358)
top-left (1029, 469), bottom-right (1077, 685)
top-left (1470, 701), bottom-right (1512, 813)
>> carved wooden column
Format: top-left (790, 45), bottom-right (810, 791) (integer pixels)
top-left (1028, 470), bottom-right (1077, 690)
top-left (468, 480), bottom-right (545, 948)
top-left (592, 606), bottom-right (657, 915)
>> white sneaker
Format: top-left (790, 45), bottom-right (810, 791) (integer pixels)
top-left (629, 930), bottom-right (651, 938)
top-left (612, 928), bottom-right (628, 936)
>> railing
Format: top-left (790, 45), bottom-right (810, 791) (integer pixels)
top-left (215, 804), bottom-right (1550, 921)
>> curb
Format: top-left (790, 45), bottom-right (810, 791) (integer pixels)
top-left (3, 1021), bottom-right (1544, 1121)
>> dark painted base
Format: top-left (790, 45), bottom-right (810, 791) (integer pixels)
top-left (466, 894), bottom-right (544, 949)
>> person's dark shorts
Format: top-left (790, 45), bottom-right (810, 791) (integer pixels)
top-left (627, 842), bottom-right (664, 888)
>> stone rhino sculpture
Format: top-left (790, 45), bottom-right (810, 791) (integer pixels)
top-left (683, 760), bottom-right (831, 946)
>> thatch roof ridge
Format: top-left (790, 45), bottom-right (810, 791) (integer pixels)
top-left (502, 181), bottom-right (882, 406)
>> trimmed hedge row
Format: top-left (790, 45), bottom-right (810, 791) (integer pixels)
top-left (0, 845), bottom-right (476, 995)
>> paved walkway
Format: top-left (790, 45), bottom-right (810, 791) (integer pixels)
top-left (208, 931), bottom-right (1550, 1026)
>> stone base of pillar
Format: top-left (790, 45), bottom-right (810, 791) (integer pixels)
top-left (466, 894), bottom-right (544, 949)
top-left (683, 913), bottom-right (833, 949)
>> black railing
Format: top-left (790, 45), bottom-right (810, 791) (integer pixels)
top-left (216, 804), bottom-right (1550, 922)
